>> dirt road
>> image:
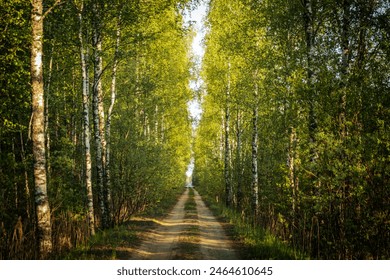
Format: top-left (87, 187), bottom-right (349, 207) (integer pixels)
top-left (130, 188), bottom-right (238, 260)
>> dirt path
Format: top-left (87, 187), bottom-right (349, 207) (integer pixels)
top-left (130, 188), bottom-right (238, 260)
top-left (194, 189), bottom-right (238, 259)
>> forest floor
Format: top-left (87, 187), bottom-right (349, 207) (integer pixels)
top-left (127, 188), bottom-right (238, 260)
top-left (64, 187), bottom-right (301, 260)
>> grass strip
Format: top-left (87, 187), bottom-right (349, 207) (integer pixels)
top-left (173, 188), bottom-right (201, 259)
top-left (199, 192), bottom-right (308, 260)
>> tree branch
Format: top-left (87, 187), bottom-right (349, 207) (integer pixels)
top-left (43, 0), bottom-right (64, 19)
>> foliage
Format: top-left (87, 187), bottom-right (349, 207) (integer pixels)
top-left (1, 0), bottom-right (389, 260)
top-left (198, 189), bottom-right (305, 259)
top-left (0, 0), bottom-right (194, 259)
top-left (194, 0), bottom-right (390, 259)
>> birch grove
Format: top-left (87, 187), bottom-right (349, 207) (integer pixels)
top-left (1, 0), bottom-right (193, 259)
top-left (0, 0), bottom-right (389, 260)
top-left (195, 0), bottom-right (390, 259)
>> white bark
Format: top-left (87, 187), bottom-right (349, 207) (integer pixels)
top-left (79, 1), bottom-right (95, 236)
top-left (45, 48), bottom-right (53, 178)
top-left (106, 10), bottom-right (122, 224)
top-left (251, 79), bottom-right (259, 221)
top-left (224, 61), bottom-right (233, 207)
top-left (92, 0), bottom-right (109, 228)
top-left (288, 127), bottom-right (297, 213)
top-left (236, 109), bottom-right (243, 211)
top-left (31, 0), bottom-right (52, 259)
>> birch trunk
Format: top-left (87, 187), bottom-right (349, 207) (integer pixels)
top-left (79, 2), bottom-right (95, 236)
top-left (303, 0), bottom-right (317, 159)
top-left (92, 0), bottom-right (108, 229)
top-left (288, 127), bottom-right (298, 218)
top-left (106, 11), bottom-right (122, 224)
top-left (224, 62), bottom-right (233, 208)
top-left (251, 80), bottom-right (259, 221)
top-left (45, 48), bottom-right (53, 179)
top-left (31, 0), bottom-right (52, 259)
top-left (236, 109), bottom-right (243, 212)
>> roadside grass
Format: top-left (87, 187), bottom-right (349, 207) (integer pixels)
top-left (184, 188), bottom-right (197, 212)
top-left (62, 187), bottom-right (187, 259)
top-left (61, 223), bottom-right (140, 259)
top-left (200, 192), bottom-right (308, 260)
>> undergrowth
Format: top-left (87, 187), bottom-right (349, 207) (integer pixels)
top-left (199, 191), bottom-right (308, 260)
top-left (142, 186), bottom-right (185, 218)
top-left (61, 223), bottom-right (139, 260)
top-left (62, 187), bottom-right (188, 259)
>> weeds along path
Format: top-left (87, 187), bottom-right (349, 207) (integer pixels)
top-left (130, 188), bottom-right (238, 260)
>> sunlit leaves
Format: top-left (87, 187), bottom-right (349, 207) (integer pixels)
top-left (195, 0), bottom-right (390, 259)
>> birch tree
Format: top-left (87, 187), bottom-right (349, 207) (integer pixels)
top-left (92, 0), bottom-right (109, 228)
top-left (78, 0), bottom-right (95, 236)
top-left (251, 73), bottom-right (259, 221)
top-left (105, 5), bottom-right (122, 222)
top-left (224, 61), bottom-right (232, 207)
top-left (31, 0), bottom-right (52, 259)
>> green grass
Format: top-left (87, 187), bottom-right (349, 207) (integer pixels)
top-left (184, 188), bottom-right (197, 212)
top-left (63, 187), bottom-right (206, 260)
top-left (62, 187), bottom-right (192, 259)
top-left (201, 194), bottom-right (308, 260)
top-left (61, 223), bottom-right (140, 260)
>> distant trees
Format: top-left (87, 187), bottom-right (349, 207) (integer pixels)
top-left (194, 0), bottom-right (390, 259)
top-left (77, 0), bottom-right (95, 236)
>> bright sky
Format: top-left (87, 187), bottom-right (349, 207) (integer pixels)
top-left (186, 1), bottom-right (207, 58)
top-left (184, 0), bottom-right (208, 179)
top-left (184, 0), bottom-right (207, 127)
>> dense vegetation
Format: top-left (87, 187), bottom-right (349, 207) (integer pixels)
top-left (1, 0), bottom-right (389, 260)
top-left (1, 0), bottom-right (193, 259)
top-left (194, 0), bottom-right (390, 259)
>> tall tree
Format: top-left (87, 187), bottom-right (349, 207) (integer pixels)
top-left (31, 0), bottom-right (52, 259)
top-left (251, 71), bottom-right (259, 221)
top-left (105, 5), bottom-right (123, 223)
top-left (92, 0), bottom-right (110, 228)
top-left (224, 61), bottom-right (233, 207)
top-left (78, 0), bottom-right (95, 236)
